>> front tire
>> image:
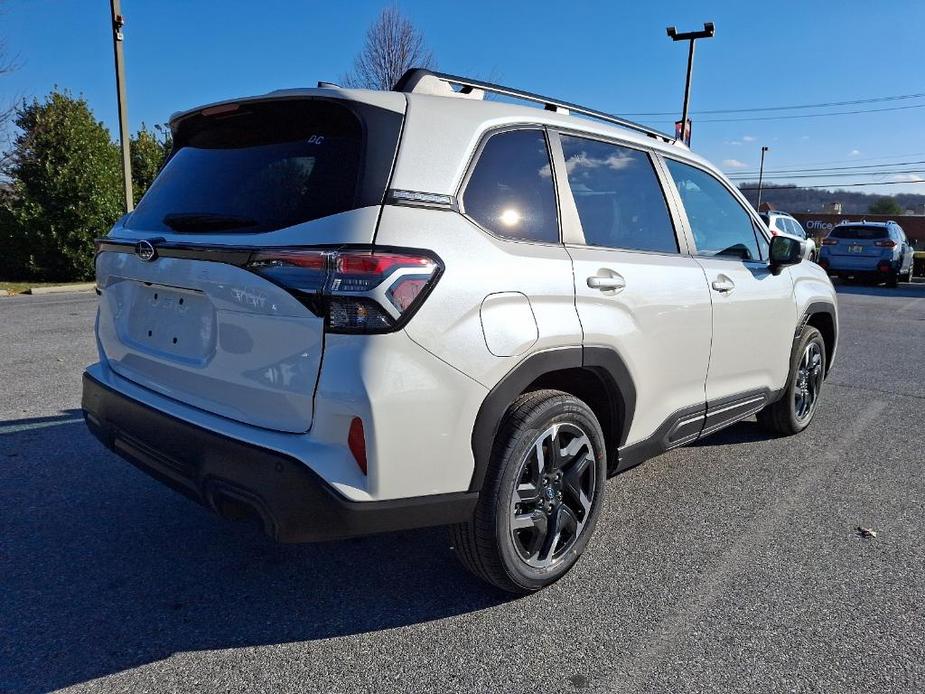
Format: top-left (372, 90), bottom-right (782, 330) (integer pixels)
top-left (451, 390), bottom-right (606, 594)
top-left (757, 326), bottom-right (826, 436)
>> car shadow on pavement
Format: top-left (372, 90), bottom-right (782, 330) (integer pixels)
top-left (691, 419), bottom-right (773, 447)
top-left (833, 281), bottom-right (925, 299)
top-left (0, 415), bottom-right (509, 693)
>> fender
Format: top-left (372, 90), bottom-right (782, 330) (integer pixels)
top-left (796, 300), bottom-right (838, 373)
top-left (468, 345), bottom-right (636, 492)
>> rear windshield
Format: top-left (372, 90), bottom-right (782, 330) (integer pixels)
top-left (127, 99), bottom-right (399, 233)
top-left (828, 225), bottom-right (889, 240)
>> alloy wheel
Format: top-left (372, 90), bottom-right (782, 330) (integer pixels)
top-left (508, 423), bottom-right (597, 569)
top-left (793, 341), bottom-right (824, 421)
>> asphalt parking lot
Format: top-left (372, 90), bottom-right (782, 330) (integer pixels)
top-left (2, 283), bottom-right (924, 693)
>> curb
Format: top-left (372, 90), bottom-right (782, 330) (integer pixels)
top-left (26, 283), bottom-right (96, 295)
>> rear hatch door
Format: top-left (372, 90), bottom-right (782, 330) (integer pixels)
top-left (96, 94), bottom-right (404, 433)
top-left (826, 225), bottom-right (889, 259)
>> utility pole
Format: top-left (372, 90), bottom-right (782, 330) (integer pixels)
top-left (756, 145), bottom-right (769, 211)
top-left (666, 22), bottom-right (715, 146)
top-left (110, 0), bottom-right (133, 212)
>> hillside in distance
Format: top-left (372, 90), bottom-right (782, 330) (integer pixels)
top-left (738, 183), bottom-right (925, 214)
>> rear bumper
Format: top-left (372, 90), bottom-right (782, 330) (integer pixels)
top-left (821, 255), bottom-right (897, 273)
top-left (81, 371), bottom-right (477, 542)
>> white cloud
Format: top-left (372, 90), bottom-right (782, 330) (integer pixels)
top-left (725, 139), bottom-right (742, 146)
top-left (849, 149), bottom-right (861, 156)
top-left (742, 135), bottom-right (756, 142)
top-left (722, 159), bottom-right (749, 170)
top-left (562, 151), bottom-right (637, 177)
top-left (800, 135), bottom-right (811, 141)
top-left (889, 173), bottom-right (925, 183)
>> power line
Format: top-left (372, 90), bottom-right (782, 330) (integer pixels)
top-left (738, 180), bottom-right (925, 190)
top-left (726, 159), bottom-right (925, 176)
top-left (648, 102), bottom-right (925, 124)
top-left (760, 150), bottom-right (925, 168)
top-left (620, 91), bottom-right (925, 117)
top-left (729, 170), bottom-right (925, 181)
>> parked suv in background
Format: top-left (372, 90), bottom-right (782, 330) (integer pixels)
top-left (819, 220), bottom-right (915, 287)
top-left (82, 69), bottom-right (838, 593)
top-left (760, 210), bottom-right (817, 261)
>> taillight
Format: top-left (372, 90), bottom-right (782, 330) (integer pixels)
top-left (245, 247), bottom-right (442, 334)
top-left (821, 238), bottom-right (838, 246)
top-left (874, 239), bottom-right (896, 248)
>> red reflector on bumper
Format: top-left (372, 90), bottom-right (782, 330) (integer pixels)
top-left (348, 417), bottom-right (367, 475)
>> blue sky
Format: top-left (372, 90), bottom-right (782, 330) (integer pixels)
top-left (3, 0), bottom-right (925, 194)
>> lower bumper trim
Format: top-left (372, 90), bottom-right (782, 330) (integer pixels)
top-left (81, 371), bottom-right (477, 543)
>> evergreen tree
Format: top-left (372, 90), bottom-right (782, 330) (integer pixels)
top-left (130, 122), bottom-right (171, 204)
top-left (1, 90), bottom-right (123, 280)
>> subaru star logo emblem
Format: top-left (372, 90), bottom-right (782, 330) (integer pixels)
top-left (135, 240), bottom-right (157, 262)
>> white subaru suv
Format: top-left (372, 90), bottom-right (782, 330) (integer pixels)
top-left (82, 69), bottom-right (838, 593)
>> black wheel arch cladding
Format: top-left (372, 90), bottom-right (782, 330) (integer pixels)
top-left (468, 346), bottom-right (636, 492)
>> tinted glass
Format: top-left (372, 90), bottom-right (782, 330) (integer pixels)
top-left (665, 159), bottom-right (762, 261)
top-left (789, 218), bottom-right (807, 238)
top-left (464, 129), bottom-right (559, 243)
top-left (128, 101), bottom-right (364, 233)
top-left (560, 135), bottom-right (677, 253)
top-left (829, 225), bottom-right (889, 240)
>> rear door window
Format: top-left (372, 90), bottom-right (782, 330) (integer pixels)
top-left (665, 159), bottom-right (762, 261)
top-left (559, 135), bottom-right (678, 253)
top-left (127, 99), bottom-right (397, 233)
top-left (462, 129), bottom-right (560, 243)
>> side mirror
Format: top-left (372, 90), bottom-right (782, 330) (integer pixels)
top-left (769, 235), bottom-right (802, 274)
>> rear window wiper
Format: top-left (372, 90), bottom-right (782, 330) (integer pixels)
top-left (162, 212), bottom-right (260, 232)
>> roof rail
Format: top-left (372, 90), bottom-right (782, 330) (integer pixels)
top-left (393, 68), bottom-right (676, 144)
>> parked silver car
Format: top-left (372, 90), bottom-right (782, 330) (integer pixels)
top-left (761, 211), bottom-right (817, 261)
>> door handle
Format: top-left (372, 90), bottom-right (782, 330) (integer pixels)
top-left (587, 275), bottom-right (626, 291)
top-left (711, 276), bottom-right (735, 293)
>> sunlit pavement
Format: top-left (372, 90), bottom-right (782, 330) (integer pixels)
top-left (2, 284), bottom-right (924, 693)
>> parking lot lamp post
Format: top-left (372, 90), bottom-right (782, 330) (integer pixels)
top-left (757, 145), bottom-right (769, 211)
top-left (110, 0), bottom-right (134, 212)
top-left (666, 22), bottom-right (715, 146)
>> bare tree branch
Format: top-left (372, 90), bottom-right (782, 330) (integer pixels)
top-left (0, 1), bottom-right (22, 175)
top-left (341, 5), bottom-right (435, 90)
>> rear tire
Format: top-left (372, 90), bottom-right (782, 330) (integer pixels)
top-left (451, 390), bottom-right (606, 594)
top-left (757, 326), bottom-right (826, 436)
top-left (886, 271), bottom-right (899, 288)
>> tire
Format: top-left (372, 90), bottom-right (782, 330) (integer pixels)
top-left (757, 326), bottom-right (826, 436)
top-left (886, 271), bottom-right (899, 288)
top-left (450, 389), bottom-right (607, 594)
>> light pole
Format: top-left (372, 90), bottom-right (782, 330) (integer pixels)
top-left (666, 22), bottom-right (715, 146)
top-left (756, 146), bottom-right (769, 211)
top-left (110, 0), bottom-right (134, 212)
